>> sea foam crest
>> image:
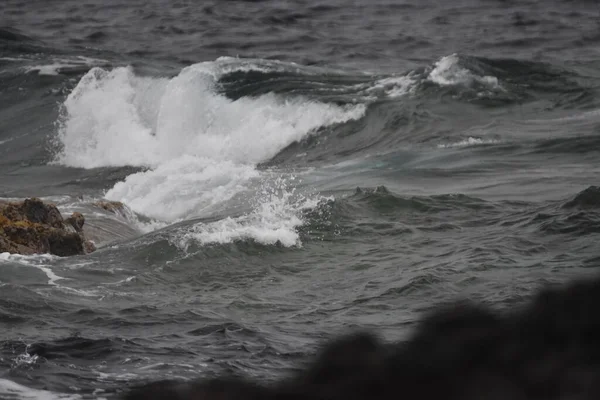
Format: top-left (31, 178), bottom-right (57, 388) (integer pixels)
top-left (55, 60), bottom-right (365, 245)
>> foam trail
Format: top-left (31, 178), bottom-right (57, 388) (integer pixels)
top-left (55, 59), bottom-right (365, 242)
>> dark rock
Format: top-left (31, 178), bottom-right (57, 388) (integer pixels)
top-left (0, 198), bottom-right (95, 256)
top-left (46, 230), bottom-right (85, 257)
top-left (22, 198), bottom-right (64, 228)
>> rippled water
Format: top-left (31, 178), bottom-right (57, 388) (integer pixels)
top-left (1, 0), bottom-right (600, 398)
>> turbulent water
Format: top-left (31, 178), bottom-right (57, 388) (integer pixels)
top-left (1, 0), bottom-right (600, 398)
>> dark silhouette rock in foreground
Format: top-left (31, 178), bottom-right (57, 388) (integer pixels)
top-left (123, 275), bottom-right (600, 400)
top-left (0, 198), bottom-right (95, 256)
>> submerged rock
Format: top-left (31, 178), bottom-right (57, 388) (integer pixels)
top-left (0, 198), bottom-right (95, 256)
top-left (93, 200), bottom-right (126, 215)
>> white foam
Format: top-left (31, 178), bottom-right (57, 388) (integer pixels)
top-left (105, 156), bottom-right (260, 221)
top-left (0, 378), bottom-right (84, 400)
top-left (177, 178), bottom-right (326, 248)
top-left (95, 371), bottom-right (139, 382)
top-left (25, 56), bottom-right (108, 76)
top-left (12, 348), bottom-right (39, 369)
top-left (56, 63), bottom-right (363, 169)
top-left (55, 60), bottom-right (365, 242)
top-left (428, 54), bottom-right (499, 88)
top-left (37, 266), bottom-right (64, 285)
top-left (438, 137), bottom-right (500, 148)
top-left (26, 64), bottom-right (62, 76)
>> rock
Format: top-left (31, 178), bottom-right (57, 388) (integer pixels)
top-left (0, 233), bottom-right (33, 255)
top-left (83, 239), bottom-right (97, 254)
top-left (0, 198), bottom-right (95, 256)
top-left (65, 212), bottom-right (85, 233)
top-left (93, 200), bottom-right (126, 215)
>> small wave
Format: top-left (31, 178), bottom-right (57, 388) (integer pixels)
top-left (534, 211), bottom-right (600, 236)
top-left (531, 134), bottom-right (600, 155)
top-left (350, 187), bottom-right (493, 213)
top-left (27, 337), bottom-right (115, 361)
top-left (528, 188), bottom-right (600, 235)
top-left (214, 57), bottom-right (420, 103)
top-left (427, 54), bottom-right (500, 89)
top-left (300, 186), bottom-right (495, 242)
top-left (0, 28), bottom-right (36, 43)
top-left (0, 253), bottom-right (74, 290)
top-left (562, 186), bottom-right (600, 209)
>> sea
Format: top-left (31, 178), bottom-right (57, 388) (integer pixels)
top-left (1, 0), bottom-right (600, 398)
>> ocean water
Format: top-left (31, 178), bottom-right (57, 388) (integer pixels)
top-left (1, 0), bottom-right (600, 398)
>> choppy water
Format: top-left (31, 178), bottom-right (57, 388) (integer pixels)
top-left (1, 0), bottom-right (600, 398)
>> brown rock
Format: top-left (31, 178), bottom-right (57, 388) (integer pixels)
top-left (93, 200), bottom-right (125, 215)
top-left (0, 198), bottom-right (95, 256)
top-left (0, 234), bottom-right (34, 255)
top-left (65, 212), bottom-right (85, 233)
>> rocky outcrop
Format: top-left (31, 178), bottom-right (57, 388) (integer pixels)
top-left (0, 198), bottom-right (95, 256)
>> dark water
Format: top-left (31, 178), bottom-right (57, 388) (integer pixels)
top-left (1, 0), bottom-right (600, 398)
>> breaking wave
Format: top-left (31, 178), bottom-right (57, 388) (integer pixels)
top-left (53, 59), bottom-right (365, 245)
